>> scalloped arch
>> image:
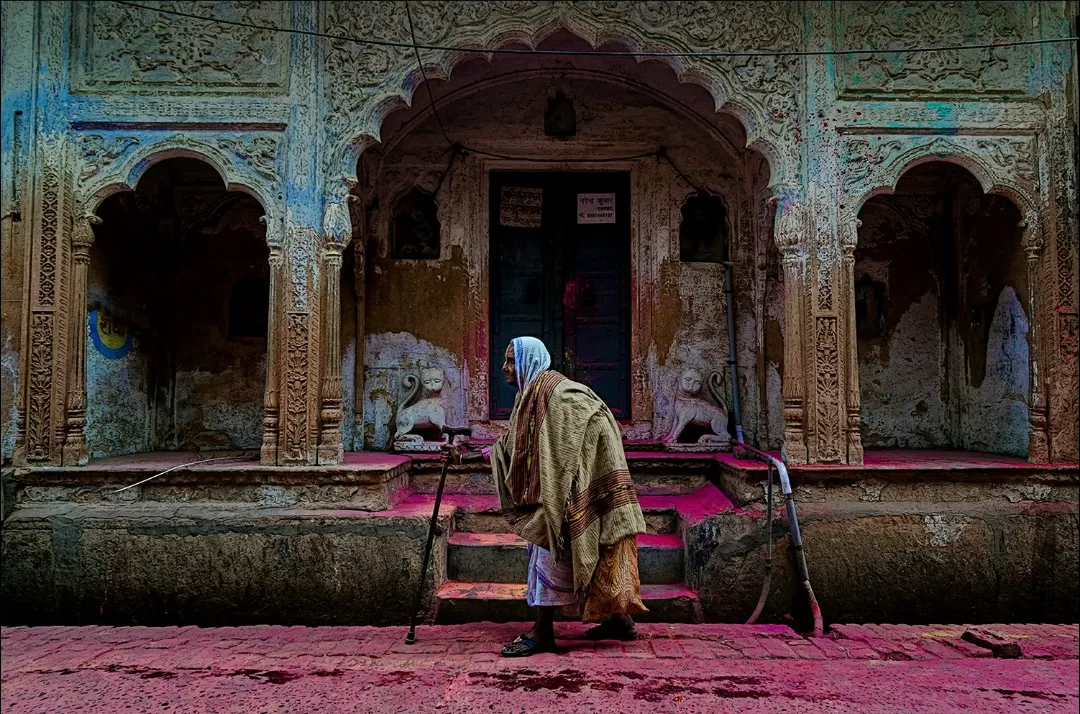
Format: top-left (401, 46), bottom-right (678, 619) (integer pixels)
top-left (858, 139), bottom-right (1037, 216)
top-left (331, 23), bottom-right (790, 189)
top-left (82, 136), bottom-right (283, 246)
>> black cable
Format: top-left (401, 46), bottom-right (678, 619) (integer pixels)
top-left (432, 144), bottom-right (460, 198)
top-left (404, 1), bottom-right (454, 149)
top-left (658, 147), bottom-right (705, 193)
top-left (110, 1), bottom-right (1078, 59)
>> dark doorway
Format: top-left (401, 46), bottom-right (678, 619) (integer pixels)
top-left (489, 171), bottom-right (631, 419)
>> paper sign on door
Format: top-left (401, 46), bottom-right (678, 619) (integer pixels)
top-left (577, 193), bottom-right (615, 224)
top-left (500, 186), bottom-right (543, 228)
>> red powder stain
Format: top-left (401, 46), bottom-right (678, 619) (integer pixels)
top-left (988, 689), bottom-right (1067, 701)
top-left (101, 664), bottom-right (177, 680)
top-left (469, 669), bottom-right (624, 698)
top-left (226, 669), bottom-right (301, 685)
top-left (378, 671), bottom-right (417, 685)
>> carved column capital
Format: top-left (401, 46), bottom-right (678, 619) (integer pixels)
top-left (769, 191), bottom-right (809, 255)
top-left (259, 214), bottom-right (285, 248)
top-left (840, 212), bottom-right (862, 261)
top-left (72, 213), bottom-right (102, 255)
top-left (323, 194), bottom-right (359, 254)
top-left (1019, 210), bottom-right (1043, 260)
top-left (267, 243), bottom-right (284, 267)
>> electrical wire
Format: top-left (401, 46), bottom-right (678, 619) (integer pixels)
top-left (110, 0), bottom-right (1078, 59)
top-left (404, 1), bottom-right (454, 148)
top-left (658, 148), bottom-right (705, 193)
top-left (111, 452), bottom-right (255, 493)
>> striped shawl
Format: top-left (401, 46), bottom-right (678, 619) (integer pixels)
top-left (491, 371), bottom-right (645, 595)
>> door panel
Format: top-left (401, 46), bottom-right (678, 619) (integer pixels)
top-left (490, 171), bottom-right (630, 419)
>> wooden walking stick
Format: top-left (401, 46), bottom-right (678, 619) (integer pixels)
top-left (405, 425), bottom-right (472, 645)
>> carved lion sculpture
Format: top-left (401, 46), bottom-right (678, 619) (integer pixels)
top-left (394, 367), bottom-right (447, 446)
top-left (662, 368), bottom-right (730, 448)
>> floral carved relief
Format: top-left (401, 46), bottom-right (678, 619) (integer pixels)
top-left (283, 312), bottom-right (310, 464)
top-left (841, 135), bottom-right (1039, 212)
top-left (216, 136), bottom-right (282, 187)
top-left (77, 135), bottom-right (141, 184)
top-left (26, 313), bottom-right (54, 461)
top-left (835, 1), bottom-right (1036, 97)
top-left (73, 0), bottom-right (289, 92)
top-left (814, 316), bottom-right (842, 463)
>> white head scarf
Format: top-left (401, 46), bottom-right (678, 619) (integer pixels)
top-left (511, 336), bottom-right (551, 393)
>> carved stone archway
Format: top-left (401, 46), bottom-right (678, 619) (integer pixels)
top-left (320, 5), bottom-right (809, 458)
top-left (839, 135), bottom-right (1050, 462)
top-left (321, 2), bottom-right (805, 191)
top-left (16, 132), bottom-right (288, 466)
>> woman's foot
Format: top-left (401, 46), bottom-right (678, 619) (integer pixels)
top-left (581, 614), bottom-right (638, 641)
top-left (501, 633), bottom-right (556, 657)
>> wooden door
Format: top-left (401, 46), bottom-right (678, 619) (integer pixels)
top-left (489, 172), bottom-right (631, 419)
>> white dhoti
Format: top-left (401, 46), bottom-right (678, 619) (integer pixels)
top-left (525, 543), bottom-right (576, 607)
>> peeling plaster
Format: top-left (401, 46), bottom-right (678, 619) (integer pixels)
top-left (1, 337), bottom-right (19, 460)
top-left (922, 514), bottom-right (973, 547)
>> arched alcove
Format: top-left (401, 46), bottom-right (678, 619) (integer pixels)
top-left (855, 161), bottom-right (1029, 456)
top-left (87, 157), bottom-right (269, 457)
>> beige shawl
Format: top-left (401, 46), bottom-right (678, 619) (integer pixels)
top-left (491, 371), bottom-right (646, 595)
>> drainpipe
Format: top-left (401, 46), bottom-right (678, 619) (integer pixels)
top-left (721, 257), bottom-right (821, 635)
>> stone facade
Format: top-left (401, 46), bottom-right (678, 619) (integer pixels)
top-left (1, 1), bottom-right (1077, 467)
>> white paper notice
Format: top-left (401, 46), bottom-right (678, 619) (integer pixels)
top-left (500, 186), bottom-right (543, 228)
top-left (577, 193), bottom-right (616, 224)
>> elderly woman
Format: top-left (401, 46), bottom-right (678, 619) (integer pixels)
top-left (482, 336), bottom-right (647, 657)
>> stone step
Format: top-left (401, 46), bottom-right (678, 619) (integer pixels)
top-left (434, 581), bottom-right (703, 624)
top-left (444, 494), bottom-right (680, 535)
top-left (447, 532), bottom-right (685, 584)
top-left (410, 453), bottom-right (716, 497)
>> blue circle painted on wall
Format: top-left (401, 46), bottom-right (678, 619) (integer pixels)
top-left (89, 308), bottom-right (133, 359)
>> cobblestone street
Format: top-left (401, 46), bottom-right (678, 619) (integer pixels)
top-left (2, 623), bottom-right (1076, 713)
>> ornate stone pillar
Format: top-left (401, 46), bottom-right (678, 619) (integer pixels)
top-left (840, 212), bottom-right (864, 465)
top-left (317, 197), bottom-right (354, 464)
top-left (260, 233), bottom-right (283, 465)
top-left (1020, 210), bottom-right (1050, 462)
top-left (771, 194), bottom-right (809, 465)
top-left (17, 136), bottom-right (73, 466)
top-left (61, 212), bottom-right (101, 466)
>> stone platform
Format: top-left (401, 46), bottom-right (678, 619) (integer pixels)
top-left (6, 451), bottom-right (413, 511)
top-left (1, 623), bottom-right (1077, 713)
top-left (1, 449), bottom-right (1077, 628)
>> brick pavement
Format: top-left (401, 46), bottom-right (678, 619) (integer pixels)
top-left (2, 623), bottom-right (1077, 713)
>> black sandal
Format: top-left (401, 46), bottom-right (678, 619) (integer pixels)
top-left (501, 635), bottom-right (556, 657)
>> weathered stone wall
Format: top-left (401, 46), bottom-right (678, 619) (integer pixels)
top-left (688, 502), bottom-right (1079, 626)
top-left (3, 475), bottom-right (1075, 626)
top-left (0, 1), bottom-right (1075, 466)
top-left (0, 503), bottom-right (449, 626)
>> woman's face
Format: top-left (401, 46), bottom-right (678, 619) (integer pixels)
top-left (502, 343), bottom-right (516, 386)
